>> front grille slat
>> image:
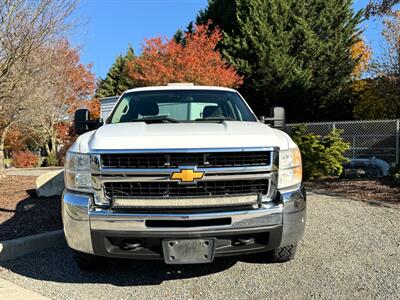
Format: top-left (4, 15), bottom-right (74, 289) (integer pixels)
top-left (104, 179), bottom-right (268, 199)
top-left (101, 151), bottom-right (271, 169)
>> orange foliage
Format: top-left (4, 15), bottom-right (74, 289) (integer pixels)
top-left (127, 23), bottom-right (243, 88)
top-left (12, 151), bottom-right (39, 168)
top-left (4, 127), bottom-right (26, 152)
top-left (49, 40), bottom-right (96, 114)
top-left (55, 123), bottom-right (73, 145)
top-left (85, 98), bottom-right (101, 119)
top-left (45, 41), bottom-right (95, 152)
top-left (351, 39), bottom-right (371, 78)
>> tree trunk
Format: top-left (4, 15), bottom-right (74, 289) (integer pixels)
top-left (45, 143), bottom-right (51, 157)
top-left (45, 130), bottom-right (59, 166)
top-left (0, 124), bottom-right (11, 177)
top-left (50, 131), bottom-right (58, 158)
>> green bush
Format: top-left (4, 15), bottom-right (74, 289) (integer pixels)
top-left (291, 125), bottom-right (350, 180)
top-left (45, 153), bottom-right (59, 167)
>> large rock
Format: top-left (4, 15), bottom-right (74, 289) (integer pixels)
top-left (36, 169), bottom-right (64, 197)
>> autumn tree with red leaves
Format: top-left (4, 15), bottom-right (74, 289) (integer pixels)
top-left (127, 23), bottom-right (243, 88)
top-left (29, 40), bottom-right (95, 162)
top-left (0, 0), bottom-right (79, 175)
top-left (1, 40), bottom-right (97, 167)
top-left (85, 98), bottom-right (101, 119)
top-left (4, 127), bottom-right (26, 154)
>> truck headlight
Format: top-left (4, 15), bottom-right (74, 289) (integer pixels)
top-left (278, 147), bottom-right (302, 189)
top-left (64, 152), bottom-right (92, 193)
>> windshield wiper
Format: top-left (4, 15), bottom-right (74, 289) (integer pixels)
top-left (195, 116), bottom-right (233, 122)
top-left (132, 116), bottom-right (180, 123)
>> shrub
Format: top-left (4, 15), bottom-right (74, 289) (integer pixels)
top-left (291, 125), bottom-right (350, 180)
top-left (11, 151), bottom-right (39, 168)
top-left (46, 153), bottom-right (59, 166)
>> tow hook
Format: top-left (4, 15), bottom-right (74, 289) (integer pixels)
top-left (233, 236), bottom-right (254, 246)
top-left (122, 242), bottom-right (143, 251)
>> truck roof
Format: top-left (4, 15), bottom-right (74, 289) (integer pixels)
top-left (123, 85), bottom-right (238, 94)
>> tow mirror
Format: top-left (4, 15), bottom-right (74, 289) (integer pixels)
top-left (261, 106), bottom-right (286, 129)
top-left (74, 109), bottom-right (103, 135)
top-left (270, 106), bottom-right (286, 128)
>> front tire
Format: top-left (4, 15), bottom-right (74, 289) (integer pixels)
top-left (267, 244), bottom-right (297, 263)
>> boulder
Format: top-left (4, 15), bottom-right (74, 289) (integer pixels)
top-left (36, 169), bottom-right (64, 197)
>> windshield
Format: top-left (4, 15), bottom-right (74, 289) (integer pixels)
top-left (108, 90), bottom-right (257, 123)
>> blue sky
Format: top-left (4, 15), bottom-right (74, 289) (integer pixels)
top-left (71, 0), bottom-right (386, 79)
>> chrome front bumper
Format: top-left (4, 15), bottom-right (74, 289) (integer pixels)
top-left (62, 186), bottom-right (306, 255)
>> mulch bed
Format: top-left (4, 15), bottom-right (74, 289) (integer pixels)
top-left (0, 176), bottom-right (62, 241)
top-left (306, 178), bottom-right (400, 206)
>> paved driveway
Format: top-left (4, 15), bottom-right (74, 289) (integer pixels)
top-left (0, 192), bottom-right (399, 299)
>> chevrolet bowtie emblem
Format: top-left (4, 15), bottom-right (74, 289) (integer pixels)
top-left (171, 169), bottom-right (204, 183)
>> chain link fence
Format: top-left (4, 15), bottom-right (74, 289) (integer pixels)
top-left (286, 119), bottom-right (400, 166)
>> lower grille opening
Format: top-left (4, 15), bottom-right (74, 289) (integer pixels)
top-left (145, 218), bottom-right (231, 228)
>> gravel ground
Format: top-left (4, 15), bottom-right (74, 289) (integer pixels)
top-left (0, 192), bottom-right (399, 299)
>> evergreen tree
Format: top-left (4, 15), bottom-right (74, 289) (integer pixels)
top-left (173, 22), bottom-right (196, 46)
top-left (96, 46), bottom-right (138, 98)
top-left (197, 0), bottom-right (363, 121)
top-left (173, 29), bottom-right (185, 45)
top-left (196, 0), bottom-right (238, 34)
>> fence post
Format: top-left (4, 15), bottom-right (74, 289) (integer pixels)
top-left (396, 119), bottom-right (399, 165)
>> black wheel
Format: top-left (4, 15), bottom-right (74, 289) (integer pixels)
top-left (72, 249), bottom-right (103, 271)
top-left (267, 244), bottom-right (297, 263)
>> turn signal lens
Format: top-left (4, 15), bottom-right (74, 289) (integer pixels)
top-left (278, 147), bottom-right (302, 189)
top-left (64, 152), bottom-right (92, 193)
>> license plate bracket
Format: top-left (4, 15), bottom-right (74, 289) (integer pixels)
top-left (162, 238), bottom-right (216, 264)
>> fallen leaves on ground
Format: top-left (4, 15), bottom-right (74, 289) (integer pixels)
top-left (306, 178), bottom-right (400, 206)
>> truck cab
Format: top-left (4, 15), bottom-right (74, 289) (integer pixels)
top-left (62, 85), bottom-right (306, 268)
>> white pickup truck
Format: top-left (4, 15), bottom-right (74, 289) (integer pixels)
top-left (63, 85), bottom-right (306, 269)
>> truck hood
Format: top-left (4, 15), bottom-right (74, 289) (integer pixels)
top-left (72, 121), bottom-right (296, 153)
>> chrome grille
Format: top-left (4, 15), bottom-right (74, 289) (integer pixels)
top-left (104, 179), bottom-right (269, 199)
top-left (100, 151), bottom-right (271, 169)
top-left (91, 148), bottom-right (278, 208)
